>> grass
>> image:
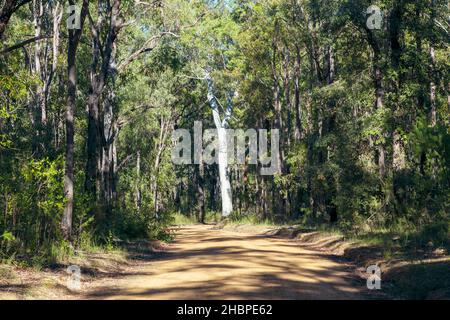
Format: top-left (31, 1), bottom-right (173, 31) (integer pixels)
top-left (301, 222), bottom-right (450, 299)
top-left (0, 264), bottom-right (16, 281)
top-left (383, 260), bottom-right (450, 299)
top-left (0, 230), bottom-right (125, 271)
top-left (228, 215), bottom-right (279, 227)
top-left (171, 211), bottom-right (222, 225)
top-left (171, 213), bottom-right (198, 225)
top-left (0, 235), bottom-right (129, 299)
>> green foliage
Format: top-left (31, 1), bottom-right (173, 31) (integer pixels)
top-left (1, 0), bottom-right (449, 270)
top-left (172, 213), bottom-right (198, 225)
top-left (24, 157), bottom-right (65, 218)
top-left (146, 212), bottom-right (175, 242)
top-left (418, 222), bottom-right (450, 247)
top-left (1, 231), bottom-right (15, 242)
top-left (228, 212), bottom-right (275, 226)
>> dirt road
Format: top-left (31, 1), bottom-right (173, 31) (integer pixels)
top-left (85, 225), bottom-right (364, 300)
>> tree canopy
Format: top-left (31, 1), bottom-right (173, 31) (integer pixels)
top-left (0, 0), bottom-right (448, 263)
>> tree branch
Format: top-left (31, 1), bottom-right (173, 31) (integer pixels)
top-left (117, 31), bottom-right (179, 72)
top-left (0, 35), bottom-right (52, 55)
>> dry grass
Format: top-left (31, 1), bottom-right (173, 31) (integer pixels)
top-left (0, 248), bottom-right (131, 300)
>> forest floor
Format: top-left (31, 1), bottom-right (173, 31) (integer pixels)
top-left (0, 224), bottom-right (448, 299)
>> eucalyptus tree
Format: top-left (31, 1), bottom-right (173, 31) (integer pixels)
top-left (62, 0), bottom-right (89, 240)
top-left (178, 1), bottom-right (241, 218)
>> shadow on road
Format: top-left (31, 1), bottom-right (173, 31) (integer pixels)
top-left (84, 225), bottom-right (366, 300)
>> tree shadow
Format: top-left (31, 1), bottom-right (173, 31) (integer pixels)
top-left (84, 226), bottom-right (368, 300)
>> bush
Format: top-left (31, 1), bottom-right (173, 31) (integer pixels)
top-left (419, 222), bottom-right (450, 247)
top-left (146, 212), bottom-right (174, 242)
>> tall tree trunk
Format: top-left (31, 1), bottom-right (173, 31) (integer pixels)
top-left (429, 44), bottom-right (437, 127)
top-left (151, 117), bottom-right (171, 217)
top-left (327, 45), bottom-right (335, 85)
top-left (293, 44), bottom-right (302, 141)
top-left (375, 65), bottom-right (386, 179)
top-left (283, 45), bottom-right (292, 216)
top-left (62, 0), bottom-right (89, 240)
top-left (271, 39), bottom-right (284, 175)
top-left (390, 2), bottom-right (406, 174)
top-left (429, 0), bottom-right (437, 127)
top-left (33, 0), bottom-right (44, 125)
top-left (367, 29), bottom-right (386, 179)
top-left (102, 69), bottom-right (117, 214)
top-left (326, 45), bottom-right (338, 222)
top-left (196, 149), bottom-right (205, 224)
top-left (85, 89), bottom-right (102, 199)
top-left (85, 0), bottom-right (121, 204)
top-left (206, 72), bottom-right (233, 217)
top-left (135, 150), bottom-right (141, 212)
top-left (447, 82), bottom-right (450, 122)
top-left (216, 127), bottom-right (233, 217)
top-left (41, 2), bottom-right (63, 124)
top-left (260, 176), bottom-right (268, 220)
top-left (208, 171), bottom-right (217, 213)
top-left (283, 46), bottom-right (292, 147)
top-left (271, 33), bottom-right (285, 216)
top-left (30, 0), bottom-right (44, 153)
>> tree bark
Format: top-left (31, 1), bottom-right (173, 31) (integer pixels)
top-left (429, 0), bottom-right (437, 127)
top-left (283, 46), bottom-right (292, 147)
top-left (135, 150), bottom-right (141, 212)
top-left (85, 0), bottom-right (121, 202)
top-left (367, 30), bottom-right (386, 179)
top-left (196, 154), bottom-right (206, 223)
top-left (429, 45), bottom-right (437, 127)
top-left (293, 44), bottom-right (302, 141)
top-left (206, 72), bottom-right (233, 217)
top-left (151, 117), bottom-right (171, 216)
top-left (62, 0), bottom-right (89, 240)
top-left (0, 0), bottom-right (32, 40)
top-left (447, 82), bottom-right (450, 122)
top-left (271, 36), bottom-right (284, 175)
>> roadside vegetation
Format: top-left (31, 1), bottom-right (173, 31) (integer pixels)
top-left (218, 212), bottom-right (449, 299)
top-left (0, 0), bottom-right (448, 300)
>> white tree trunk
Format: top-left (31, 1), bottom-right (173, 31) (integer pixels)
top-left (206, 72), bottom-right (233, 217)
top-left (217, 127), bottom-right (233, 217)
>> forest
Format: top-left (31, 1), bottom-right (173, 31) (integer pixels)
top-left (0, 0), bottom-right (449, 271)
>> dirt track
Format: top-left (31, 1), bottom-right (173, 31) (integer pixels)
top-left (85, 225), bottom-right (364, 300)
